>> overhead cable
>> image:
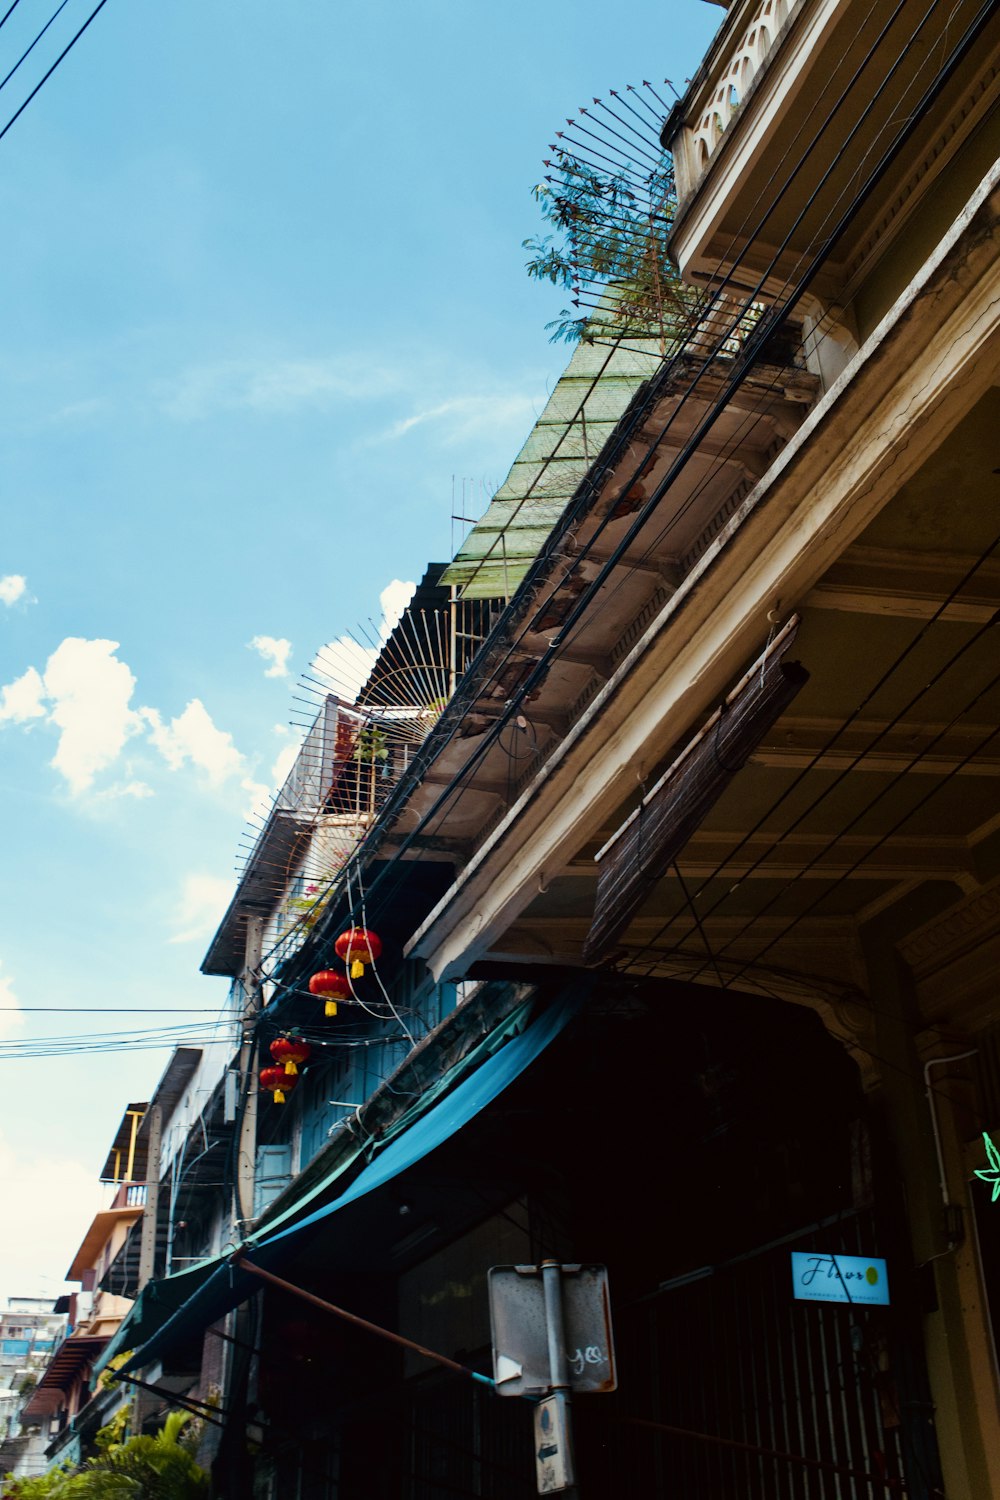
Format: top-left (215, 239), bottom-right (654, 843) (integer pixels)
top-left (0, 0), bottom-right (112, 145)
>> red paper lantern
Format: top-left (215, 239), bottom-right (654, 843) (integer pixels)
top-left (260, 1065), bottom-right (298, 1104)
top-left (334, 927), bottom-right (382, 979)
top-left (308, 969), bottom-right (350, 1017)
top-left (270, 1036), bottom-right (311, 1076)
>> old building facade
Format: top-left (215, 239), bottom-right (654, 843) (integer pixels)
top-left (54, 2), bottom-right (1000, 1496)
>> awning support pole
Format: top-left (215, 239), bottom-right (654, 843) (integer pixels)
top-left (111, 1368), bottom-right (227, 1429)
top-left (233, 1255), bottom-right (495, 1390)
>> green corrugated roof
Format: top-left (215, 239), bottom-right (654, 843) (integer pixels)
top-left (441, 334), bottom-right (663, 600)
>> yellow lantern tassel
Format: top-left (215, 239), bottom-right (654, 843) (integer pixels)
top-left (325, 1000), bottom-right (338, 1017)
top-left (284, 1060), bottom-right (298, 1075)
top-left (274, 1088), bottom-right (286, 1104)
top-left (351, 959), bottom-right (365, 979)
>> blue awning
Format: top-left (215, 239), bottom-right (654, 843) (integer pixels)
top-left (121, 987), bottom-right (580, 1374)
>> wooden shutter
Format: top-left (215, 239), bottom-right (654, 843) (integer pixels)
top-left (583, 618), bottom-right (808, 963)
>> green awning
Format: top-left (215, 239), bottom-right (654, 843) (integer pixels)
top-left (118, 987), bottom-right (581, 1376)
top-left (95, 990), bottom-right (562, 1377)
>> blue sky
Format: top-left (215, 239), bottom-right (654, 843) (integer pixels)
top-left (0, 0), bottom-right (720, 1302)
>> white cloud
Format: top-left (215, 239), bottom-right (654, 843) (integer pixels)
top-left (0, 574), bottom-right (29, 607)
top-left (142, 699), bottom-right (244, 785)
top-left (271, 740), bottom-right (299, 790)
top-left (169, 873), bottom-right (234, 945)
top-left (43, 638), bottom-right (142, 794)
top-left (241, 776), bottom-right (271, 818)
top-left (48, 397), bottom-right (107, 426)
top-left (243, 731), bottom-right (308, 817)
top-left (0, 665), bottom-right (47, 724)
top-left (249, 634), bottom-right (291, 678)
top-left (161, 357), bottom-right (399, 421)
top-left (0, 639), bottom-right (261, 806)
top-left (0, 1130), bottom-right (100, 1306)
top-left (312, 635), bottom-right (379, 701)
top-left (310, 578), bottom-right (415, 703)
top-left (93, 778), bottom-right (154, 802)
top-left (0, 640), bottom-right (144, 790)
top-left (0, 962), bottom-right (24, 1040)
top-left (379, 579), bottom-right (415, 634)
top-left (386, 392), bottom-right (539, 445)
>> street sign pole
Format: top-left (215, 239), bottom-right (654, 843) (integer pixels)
top-left (539, 1260), bottom-right (578, 1498)
top-left (488, 1260), bottom-right (616, 1496)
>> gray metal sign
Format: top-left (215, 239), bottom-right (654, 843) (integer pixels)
top-left (487, 1263), bottom-right (617, 1398)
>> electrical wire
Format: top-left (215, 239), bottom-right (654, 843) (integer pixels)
top-left (0, 0), bottom-right (73, 97)
top-left (359, 0), bottom-right (995, 960)
top-left (0, 1001), bottom-right (241, 1057)
top-left (352, 857), bottom-right (416, 1048)
top-left (0, 1035), bottom-right (240, 1060)
top-left (727, 708), bottom-right (1000, 990)
top-left (337, 0), bottom-right (996, 957)
top-left (239, 1), bottom-right (993, 1171)
top-left (0, 0), bottom-right (112, 146)
top-left (0, 1020), bottom-right (237, 1043)
top-left (10, 1006), bottom-right (229, 1013)
top-left (0, 0), bottom-right (24, 32)
top-left (623, 546), bottom-right (1000, 974)
top-left (670, 626), bottom-right (1000, 983)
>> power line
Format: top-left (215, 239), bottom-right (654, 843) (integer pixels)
top-left (360, 0), bottom-right (990, 939)
top-left (0, 0), bottom-right (111, 147)
top-left (0, 0), bottom-right (25, 33)
top-left (0, 0), bottom-right (73, 98)
top-left (243, 0), bottom-right (988, 1081)
top-left (11, 1006), bottom-right (231, 1013)
top-left (623, 547), bottom-right (1000, 975)
top-left (318, 0), bottom-right (963, 952)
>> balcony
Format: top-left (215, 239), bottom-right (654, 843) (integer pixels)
top-left (109, 1182), bottom-right (147, 1210)
top-left (665, 0), bottom-right (1000, 337)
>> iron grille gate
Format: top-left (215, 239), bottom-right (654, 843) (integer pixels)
top-left (611, 1236), bottom-right (905, 1494)
top-left (394, 1212), bottom-right (914, 1500)
top-left (584, 1209), bottom-right (911, 1499)
top-left (404, 1376), bottom-right (535, 1500)
top-left (289, 1205), bottom-right (937, 1499)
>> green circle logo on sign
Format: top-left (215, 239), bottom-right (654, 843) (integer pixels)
top-left (865, 1266), bottom-right (879, 1286)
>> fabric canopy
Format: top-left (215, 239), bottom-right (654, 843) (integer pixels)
top-left (96, 993), bottom-right (543, 1378)
top-left (120, 988), bottom-right (580, 1375)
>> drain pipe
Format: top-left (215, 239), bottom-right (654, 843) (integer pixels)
top-left (924, 1051), bottom-right (979, 1244)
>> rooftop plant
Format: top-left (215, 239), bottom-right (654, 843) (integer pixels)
top-left (524, 142), bottom-right (688, 349)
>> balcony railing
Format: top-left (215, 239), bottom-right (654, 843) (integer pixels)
top-left (670, 0), bottom-right (804, 204)
top-left (109, 1182), bottom-right (146, 1210)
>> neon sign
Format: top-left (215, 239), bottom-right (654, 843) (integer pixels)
top-left (975, 1132), bottom-right (1000, 1202)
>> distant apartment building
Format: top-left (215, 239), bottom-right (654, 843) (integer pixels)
top-left (0, 1297), bottom-right (66, 1481)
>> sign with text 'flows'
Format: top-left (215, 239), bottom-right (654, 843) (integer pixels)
top-left (791, 1252), bottom-right (890, 1305)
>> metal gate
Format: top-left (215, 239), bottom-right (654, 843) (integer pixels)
top-left (403, 1376), bottom-right (535, 1500)
top-left (581, 1210), bottom-right (922, 1498)
top-left (396, 1213), bottom-right (923, 1499)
